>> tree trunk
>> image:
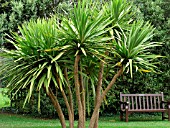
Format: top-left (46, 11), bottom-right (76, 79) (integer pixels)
top-left (46, 87), bottom-right (66, 128)
top-left (57, 71), bottom-right (74, 128)
top-left (74, 55), bottom-right (84, 128)
top-left (61, 89), bottom-right (74, 128)
top-left (64, 67), bottom-right (74, 127)
top-left (94, 60), bottom-right (104, 128)
top-left (89, 67), bottom-right (123, 128)
top-left (80, 63), bottom-right (86, 125)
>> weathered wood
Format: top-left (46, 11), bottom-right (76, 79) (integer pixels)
top-left (146, 96), bottom-right (149, 109)
top-left (139, 96), bottom-right (141, 109)
top-left (135, 96), bottom-right (137, 109)
top-left (131, 96), bottom-right (134, 110)
top-left (154, 96), bottom-right (156, 109)
top-left (128, 96), bottom-right (130, 109)
top-left (121, 94), bottom-right (162, 96)
top-left (119, 92), bottom-right (170, 122)
top-left (158, 96), bottom-right (160, 109)
top-left (151, 96), bottom-right (153, 109)
top-left (124, 96), bottom-right (126, 103)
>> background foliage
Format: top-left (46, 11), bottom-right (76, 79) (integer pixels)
top-left (0, 88), bottom-right (11, 108)
top-left (0, 0), bottom-right (65, 48)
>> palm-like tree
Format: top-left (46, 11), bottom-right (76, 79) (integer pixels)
top-left (0, 18), bottom-right (69, 127)
top-left (88, 21), bottom-right (162, 128)
top-left (57, 1), bottom-right (114, 127)
top-left (112, 21), bottom-right (162, 77)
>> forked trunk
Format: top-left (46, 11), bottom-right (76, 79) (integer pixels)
top-left (89, 67), bottom-right (123, 128)
top-left (46, 87), bottom-right (66, 128)
top-left (74, 55), bottom-right (85, 128)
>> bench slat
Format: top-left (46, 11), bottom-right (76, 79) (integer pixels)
top-left (139, 96), bottom-right (141, 109)
top-left (135, 96), bottom-right (138, 109)
top-left (146, 96), bottom-right (149, 109)
top-left (154, 96), bottom-right (157, 109)
top-left (158, 96), bottom-right (160, 109)
top-left (151, 96), bottom-right (153, 109)
top-left (143, 96), bottom-right (145, 109)
top-left (131, 96), bottom-right (134, 109)
top-left (161, 92), bottom-right (165, 109)
top-left (124, 96), bottom-right (126, 103)
top-left (128, 96), bottom-right (130, 109)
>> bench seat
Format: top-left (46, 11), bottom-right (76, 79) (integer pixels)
top-left (121, 109), bottom-right (167, 112)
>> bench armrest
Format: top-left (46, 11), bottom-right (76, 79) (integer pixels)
top-left (161, 101), bottom-right (170, 109)
top-left (161, 101), bottom-right (170, 105)
top-left (161, 101), bottom-right (170, 104)
top-left (119, 101), bottom-right (129, 105)
top-left (120, 101), bottom-right (129, 110)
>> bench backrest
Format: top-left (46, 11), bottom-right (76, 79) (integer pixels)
top-left (120, 92), bottom-right (165, 110)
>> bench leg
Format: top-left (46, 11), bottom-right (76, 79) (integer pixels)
top-left (120, 111), bottom-right (123, 121)
top-left (125, 110), bottom-right (128, 122)
top-left (168, 104), bottom-right (170, 121)
top-left (162, 112), bottom-right (165, 120)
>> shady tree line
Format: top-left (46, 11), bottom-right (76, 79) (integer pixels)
top-left (0, 0), bottom-right (163, 128)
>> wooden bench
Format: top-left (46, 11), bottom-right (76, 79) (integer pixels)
top-left (120, 92), bottom-right (170, 122)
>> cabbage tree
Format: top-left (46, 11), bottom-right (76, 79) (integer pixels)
top-left (0, 18), bottom-right (70, 127)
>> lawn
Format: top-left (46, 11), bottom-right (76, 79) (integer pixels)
top-left (0, 113), bottom-right (170, 128)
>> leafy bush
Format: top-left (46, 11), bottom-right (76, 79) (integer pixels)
top-left (0, 0), bottom-right (62, 47)
top-left (0, 88), bottom-right (11, 109)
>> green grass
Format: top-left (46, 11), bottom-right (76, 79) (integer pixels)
top-left (0, 113), bottom-right (170, 128)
